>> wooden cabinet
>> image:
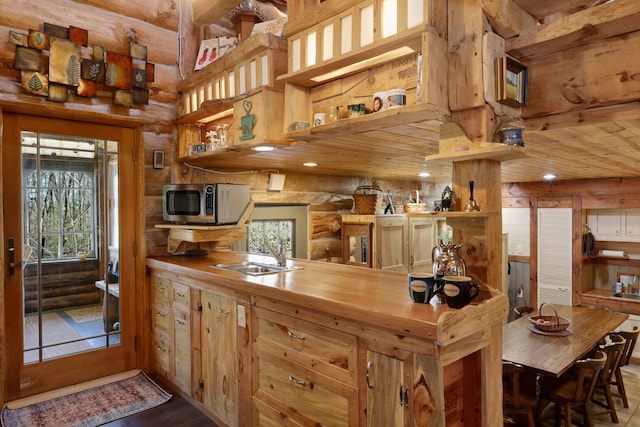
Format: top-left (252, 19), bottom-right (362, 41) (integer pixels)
top-left (359, 344), bottom-right (412, 427)
top-left (201, 291), bottom-right (238, 427)
top-left (376, 216), bottom-right (408, 271)
top-left (341, 215), bottom-right (437, 272)
top-left (252, 306), bottom-right (358, 426)
top-left (150, 274), bottom-right (198, 395)
top-left (587, 209), bottom-right (640, 242)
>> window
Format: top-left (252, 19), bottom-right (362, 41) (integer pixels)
top-left (235, 205), bottom-right (308, 259)
top-left (21, 132), bottom-right (113, 261)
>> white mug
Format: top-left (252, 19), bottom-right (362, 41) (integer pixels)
top-left (313, 113), bottom-right (326, 126)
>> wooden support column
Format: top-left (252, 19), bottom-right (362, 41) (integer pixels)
top-left (450, 159), bottom-right (503, 289)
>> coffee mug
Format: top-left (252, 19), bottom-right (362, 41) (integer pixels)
top-left (442, 275), bottom-right (480, 309)
top-left (313, 113), bottom-right (326, 126)
top-left (408, 272), bottom-right (441, 304)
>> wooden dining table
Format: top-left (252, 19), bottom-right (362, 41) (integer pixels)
top-left (502, 304), bottom-right (628, 378)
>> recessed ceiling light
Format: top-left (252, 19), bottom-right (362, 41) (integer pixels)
top-left (543, 173), bottom-right (556, 180)
top-left (418, 172), bottom-right (431, 178)
top-left (303, 162), bottom-right (317, 167)
top-left (252, 146), bottom-right (275, 152)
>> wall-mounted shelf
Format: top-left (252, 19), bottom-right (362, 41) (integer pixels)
top-left (155, 202), bottom-right (254, 253)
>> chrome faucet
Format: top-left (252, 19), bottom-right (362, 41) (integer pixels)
top-left (634, 275), bottom-right (640, 294)
top-left (264, 239), bottom-right (287, 267)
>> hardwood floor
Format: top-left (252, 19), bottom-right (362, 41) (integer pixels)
top-left (102, 376), bottom-right (219, 427)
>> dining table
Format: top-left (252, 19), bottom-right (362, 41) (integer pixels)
top-left (502, 304), bottom-right (628, 378)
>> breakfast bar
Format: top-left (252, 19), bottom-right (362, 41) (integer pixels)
top-left (147, 251), bottom-right (509, 426)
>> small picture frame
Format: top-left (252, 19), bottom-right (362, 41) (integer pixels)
top-left (153, 150), bottom-right (164, 169)
top-left (495, 56), bottom-right (528, 107)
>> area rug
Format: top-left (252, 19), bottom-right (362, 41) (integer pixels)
top-left (1, 370), bottom-right (171, 427)
top-left (63, 305), bottom-right (103, 323)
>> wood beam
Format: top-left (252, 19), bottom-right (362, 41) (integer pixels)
top-left (511, 0), bottom-right (608, 21)
top-left (191, 0), bottom-right (243, 26)
top-left (506, 0), bottom-right (640, 61)
top-left (522, 31), bottom-right (640, 118)
top-left (479, 0), bottom-right (538, 39)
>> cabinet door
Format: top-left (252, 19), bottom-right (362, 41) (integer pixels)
top-left (592, 210), bottom-right (622, 237)
top-left (376, 217), bottom-right (408, 271)
top-left (408, 217), bottom-right (435, 273)
top-left (624, 210), bottom-right (640, 237)
top-left (171, 307), bottom-right (191, 393)
top-left (362, 348), bottom-right (412, 427)
top-left (201, 291), bottom-right (238, 426)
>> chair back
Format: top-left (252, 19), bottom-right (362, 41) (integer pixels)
top-left (572, 350), bottom-right (607, 402)
top-left (513, 306), bottom-right (533, 320)
top-left (503, 361), bottom-right (527, 406)
top-left (600, 333), bottom-right (627, 384)
top-left (617, 328), bottom-right (639, 367)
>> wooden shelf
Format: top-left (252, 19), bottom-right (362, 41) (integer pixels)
top-left (284, 103), bottom-right (449, 142)
top-left (406, 211), bottom-right (500, 218)
top-left (156, 202), bottom-right (254, 253)
top-left (425, 142), bottom-right (526, 163)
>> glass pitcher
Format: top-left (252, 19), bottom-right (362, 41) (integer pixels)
top-left (432, 240), bottom-right (467, 280)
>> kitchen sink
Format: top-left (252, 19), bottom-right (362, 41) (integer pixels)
top-left (211, 261), bottom-right (302, 276)
top-left (612, 292), bottom-right (640, 301)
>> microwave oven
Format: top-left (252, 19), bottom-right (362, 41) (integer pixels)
top-left (162, 183), bottom-right (251, 225)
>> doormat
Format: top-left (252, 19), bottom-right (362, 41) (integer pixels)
top-left (1, 370), bottom-right (171, 427)
top-left (63, 305), bottom-right (102, 323)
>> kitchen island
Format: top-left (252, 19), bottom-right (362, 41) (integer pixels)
top-left (146, 252), bottom-right (508, 427)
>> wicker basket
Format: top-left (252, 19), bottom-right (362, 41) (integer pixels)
top-left (353, 185), bottom-right (382, 214)
top-left (528, 303), bottom-right (570, 332)
top-left (404, 203), bottom-right (427, 213)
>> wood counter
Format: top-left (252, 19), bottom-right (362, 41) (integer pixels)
top-left (146, 252), bottom-right (509, 426)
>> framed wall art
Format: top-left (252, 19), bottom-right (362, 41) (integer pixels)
top-left (495, 56), bottom-right (528, 108)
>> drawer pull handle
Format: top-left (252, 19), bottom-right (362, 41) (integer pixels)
top-left (175, 319), bottom-right (186, 325)
top-left (366, 361), bottom-right (374, 389)
top-left (287, 331), bottom-right (305, 340)
top-left (288, 375), bottom-right (305, 386)
top-left (156, 345), bottom-right (166, 351)
top-left (218, 308), bottom-right (230, 315)
top-left (156, 285), bottom-right (166, 291)
top-left (175, 292), bottom-right (185, 297)
top-left (157, 312), bottom-right (167, 317)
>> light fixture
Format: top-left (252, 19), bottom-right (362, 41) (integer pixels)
top-left (310, 46), bottom-right (415, 83)
top-left (303, 162), bottom-right (317, 167)
top-left (252, 145), bottom-right (275, 152)
top-left (418, 171), bottom-right (430, 178)
top-left (543, 173), bottom-right (556, 180)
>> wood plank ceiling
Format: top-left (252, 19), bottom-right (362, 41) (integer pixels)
top-left (190, 0), bottom-right (640, 184)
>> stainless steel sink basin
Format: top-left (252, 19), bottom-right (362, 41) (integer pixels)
top-left (612, 292), bottom-right (640, 301)
top-left (211, 261), bottom-right (301, 276)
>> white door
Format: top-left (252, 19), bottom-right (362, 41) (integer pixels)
top-left (537, 208), bottom-right (572, 306)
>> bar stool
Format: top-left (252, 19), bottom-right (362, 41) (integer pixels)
top-left (610, 327), bottom-right (639, 408)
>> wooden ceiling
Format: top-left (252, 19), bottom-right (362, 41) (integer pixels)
top-left (190, 0), bottom-right (640, 184)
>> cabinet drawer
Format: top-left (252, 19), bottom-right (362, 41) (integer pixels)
top-left (152, 303), bottom-right (170, 339)
top-left (153, 335), bottom-right (169, 378)
top-left (254, 348), bottom-right (355, 427)
top-left (253, 398), bottom-right (305, 427)
top-left (151, 275), bottom-right (170, 302)
top-left (254, 308), bottom-right (357, 385)
top-left (172, 282), bottom-right (190, 308)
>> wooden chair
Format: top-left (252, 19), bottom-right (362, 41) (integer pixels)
top-left (591, 333), bottom-right (626, 423)
top-left (513, 306), bottom-right (533, 320)
top-left (502, 361), bottom-right (537, 427)
top-left (609, 327), bottom-right (639, 408)
top-left (536, 350), bottom-right (607, 427)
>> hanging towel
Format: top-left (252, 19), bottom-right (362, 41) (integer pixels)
top-left (582, 232), bottom-right (597, 258)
